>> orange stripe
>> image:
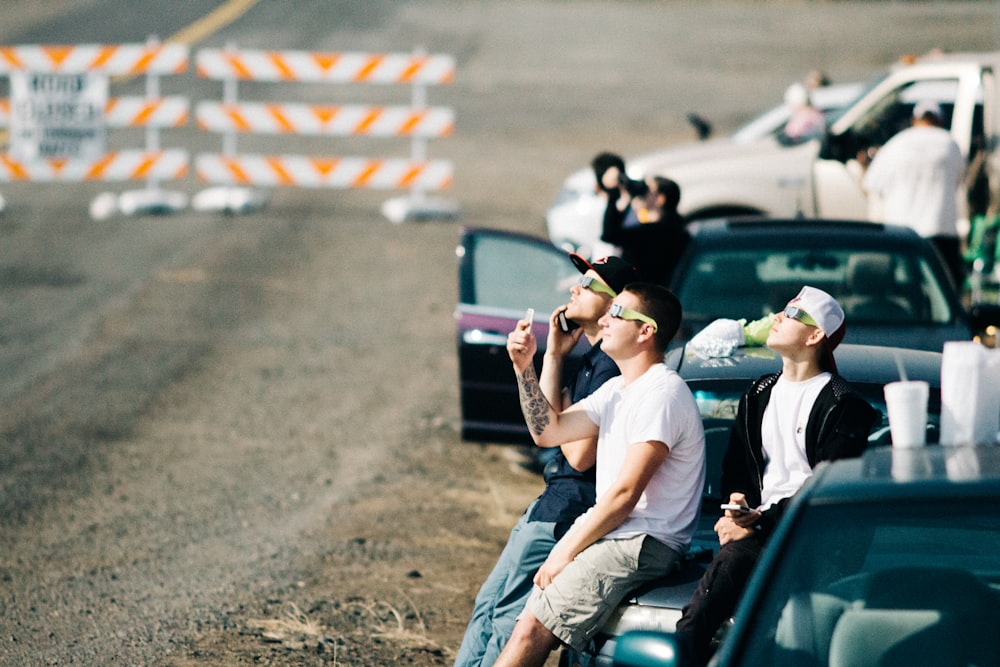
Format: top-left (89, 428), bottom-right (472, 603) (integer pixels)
top-left (398, 110), bottom-right (426, 136)
top-left (354, 54), bottom-right (383, 82)
top-left (352, 159), bottom-right (381, 186)
top-left (312, 158), bottom-right (338, 177)
top-left (225, 53), bottom-right (253, 79)
top-left (266, 105), bottom-right (295, 133)
top-left (89, 45), bottom-right (117, 70)
top-left (0, 99), bottom-right (10, 114)
top-left (398, 56), bottom-right (426, 83)
top-left (398, 164), bottom-right (423, 188)
top-left (223, 105), bottom-right (252, 132)
top-left (354, 108), bottom-right (382, 134)
top-left (1, 154), bottom-right (30, 180)
top-left (267, 52), bottom-right (295, 80)
top-left (133, 100), bottom-right (159, 125)
top-left (223, 157), bottom-right (251, 184)
top-left (130, 49), bottom-right (156, 74)
top-left (50, 158), bottom-right (68, 174)
top-left (85, 152), bottom-right (118, 180)
top-left (0, 48), bottom-right (24, 69)
top-left (313, 106), bottom-right (339, 125)
top-left (265, 157), bottom-right (294, 185)
top-left (43, 46), bottom-right (74, 69)
top-left (312, 53), bottom-right (340, 73)
top-left (133, 154), bottom-right (158, 179)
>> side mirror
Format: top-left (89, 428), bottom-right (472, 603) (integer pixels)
top-left (613, 630), bottom-right (688, 667)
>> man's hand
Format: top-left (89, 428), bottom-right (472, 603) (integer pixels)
top-left (600, 165), bottom-right (621, 192)
top-left (533, 549), bottom-right (573, 590)
top-left (507, 315), bottom-right (537, 372)
top-left (714, 515), bottom-right (755, 546)
top-left (715, 492), bottom-right (759, 545)
top-left (546, 307), bottom-right (583, 358)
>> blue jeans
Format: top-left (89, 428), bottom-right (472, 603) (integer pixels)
top-left (454, 500), bottom-right (559, 667)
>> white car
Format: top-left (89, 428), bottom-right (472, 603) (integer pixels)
top-left (545, 82), bottom-right (864, 258)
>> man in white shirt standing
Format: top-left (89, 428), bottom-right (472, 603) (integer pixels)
top-left (863, 100), bottom-right (966, 287)
top-left (496, 282), bottom-right (706, 667)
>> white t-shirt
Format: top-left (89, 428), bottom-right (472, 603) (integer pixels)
top-left (759, 373), bottom-right (831, 509)
top-left (862, 125), bottom-right (964, 238)
top-left (578, 363), bottom-right (706, 552)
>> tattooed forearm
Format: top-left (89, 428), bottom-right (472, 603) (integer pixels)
top-left (516, 364), bottom-right (552, 436)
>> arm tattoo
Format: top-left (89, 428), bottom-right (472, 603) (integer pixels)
top-left (516, 364), bottom-right (552, 436)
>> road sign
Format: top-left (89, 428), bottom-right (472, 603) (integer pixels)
top-left (9, 71), bottom-right (108, 160)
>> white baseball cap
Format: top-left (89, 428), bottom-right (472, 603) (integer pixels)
top-left (788, 285), bottom-right (846, 372)
top-left (913, 100), bottom-right (943, 120)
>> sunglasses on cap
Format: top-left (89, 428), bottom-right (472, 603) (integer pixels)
top-left (783, 305), bottom-right (818, 328)
top-left (608, 303), bottom-right (658, 332)
top-left (578, 274), bottom-right (617, 298)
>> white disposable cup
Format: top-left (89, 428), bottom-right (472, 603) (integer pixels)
top-left (883, 380), bottom-right (929, 448)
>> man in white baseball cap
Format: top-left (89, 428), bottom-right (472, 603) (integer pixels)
top-left (675, 285), bottom-right (878, 665)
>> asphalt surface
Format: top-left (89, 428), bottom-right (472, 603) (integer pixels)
top-left (1, 2), bottom-right (998, 664)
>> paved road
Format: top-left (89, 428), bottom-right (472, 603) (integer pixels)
top-left (1, 2), bottom-right (997, 664)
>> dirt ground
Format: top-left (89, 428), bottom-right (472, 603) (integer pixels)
top-left (3, 3), bottom-right (999, 666)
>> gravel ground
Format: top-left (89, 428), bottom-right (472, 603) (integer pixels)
top-left (2, 2), bottom-right (998, 666)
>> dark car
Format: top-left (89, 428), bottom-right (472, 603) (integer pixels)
top-left (669, 218), bottom-right (1000, 350)
top-left (455, 221), bottom-right (998, 445)
top-left (561, 342), bottom-right (944, 667)
top-left (612, 444), bottom-right (1000, 667)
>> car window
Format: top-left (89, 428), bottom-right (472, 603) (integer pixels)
top-left (462, 232), bottom-right (579, 315)
top-left (849, 78), bottom-right (961, 148)
top-left (675, 248), bottom-right (954, 325)
top-left (731, 498), bottom-right (1000, 667)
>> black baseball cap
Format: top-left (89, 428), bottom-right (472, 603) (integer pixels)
top-left (569, 253), bottom-right (642, 294)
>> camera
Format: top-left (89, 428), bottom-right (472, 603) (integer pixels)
top-left (620, 174), bottom-right (649, 198)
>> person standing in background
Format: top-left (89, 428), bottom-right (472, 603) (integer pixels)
top-left (863, 100), bottom-right (966, 287)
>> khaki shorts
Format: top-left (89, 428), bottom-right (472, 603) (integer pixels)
top-left (525, 534), bottom-right (682, 652)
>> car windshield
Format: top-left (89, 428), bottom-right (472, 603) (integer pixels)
top-left (675, 247), bottom-right (954, 325)
top-left (731, 494), bottom-right (1000, 667)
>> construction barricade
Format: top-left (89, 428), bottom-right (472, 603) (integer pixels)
top-left (0, 39), bottom-right (190, 219)
top-left (193, 45), bottom-right (458, 222)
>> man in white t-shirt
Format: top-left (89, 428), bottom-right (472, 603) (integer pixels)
top-left (863, 100), bottom-right (966, 286)
top-left (675, 286), bottom-right (879, 665)
top-left (496, 283), bottom-right (706, 667)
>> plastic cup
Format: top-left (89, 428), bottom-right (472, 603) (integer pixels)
top-left (883, 380), bottom-right (929, 448)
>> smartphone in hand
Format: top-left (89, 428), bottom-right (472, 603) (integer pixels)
top-left (558, 310), bottom-right (580, 333)
top-left (721, 503), bottom-right (755, 514)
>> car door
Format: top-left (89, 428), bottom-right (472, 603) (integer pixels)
top-left (812, 63), bottom-right (983, 221)
top-left (456, 227), bottom-right (584, 444)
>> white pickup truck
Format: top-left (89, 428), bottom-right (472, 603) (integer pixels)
top-left (547, 51), bottom-right (999, 265)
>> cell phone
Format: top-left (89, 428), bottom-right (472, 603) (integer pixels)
top-left (720, 503), bottom-right (755, 513)
top-left (525, 308), bottom-right (534, 325)
top-left (558, 311), bottom-right (580, 333)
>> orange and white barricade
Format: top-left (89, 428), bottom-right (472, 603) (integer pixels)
top-left (0, 39), bottom-right (190, 219)
top-left (194, 46), bottom-right (458, 222)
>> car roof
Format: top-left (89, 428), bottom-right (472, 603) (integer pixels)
top-left (668, 343), bottom-right (942, 388)
top-left (805, 445), bottom-right (1000, 506)
top-left (684, 217), bottom-right (924, 247)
